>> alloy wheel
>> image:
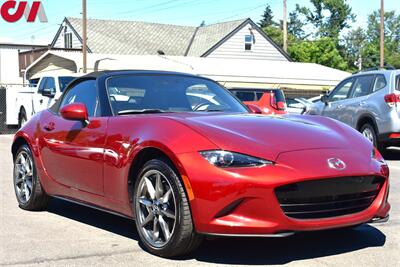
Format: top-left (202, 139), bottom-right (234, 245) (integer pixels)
top-left (135, 170), bottom-right (177, 248)
top-left (14, 151), bottom-right (34, 203)
top-left (362, 127), bottom-right (375, 144)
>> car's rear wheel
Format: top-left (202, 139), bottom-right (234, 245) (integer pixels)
top-left (13, 144), bottom-right (49, 210)
top-left (18, 109), bottom-right (27, 129)
top-left (360, 123), bottom-right (378, 147)
top-left (133, 159), bottom-right (202, 258)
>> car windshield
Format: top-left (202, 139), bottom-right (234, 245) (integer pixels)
top-left (59, 77), bottom-right (76, 92)
top-left (107, 74), bottom-right (248, 115)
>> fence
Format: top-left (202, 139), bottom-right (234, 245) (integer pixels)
top-left (0, 87), bottom-right (17, 135)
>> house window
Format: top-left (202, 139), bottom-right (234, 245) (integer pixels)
top-left (64, 33), bottom-right (73, 49)
top-left (245, 35), bottom-right (253, 51)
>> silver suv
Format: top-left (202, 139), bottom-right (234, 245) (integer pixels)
top-left (307, 69), bottom-right (400, 150)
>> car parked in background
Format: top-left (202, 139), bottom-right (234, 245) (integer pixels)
top-left (4, 74), bottom-right (80, 128)
top-left (286, 95), bottom-right (323, 114)
top-left (307, 69), bottom-right (400, 150)
top-left (229, 88), bottom-right (287, 115)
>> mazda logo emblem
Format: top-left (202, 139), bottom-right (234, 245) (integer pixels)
top-left (327, 158), bottom-right (346, 171)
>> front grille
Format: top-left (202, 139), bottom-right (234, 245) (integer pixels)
top-left (275, 176), bottom-right (385, 219)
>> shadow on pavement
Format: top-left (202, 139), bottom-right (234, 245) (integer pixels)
top-left (47, 198), bottom-right (139, 240)
top-left (47, 199), bottom-right (386, 265)
top-left (194, 225), bottom-right (386, 265)
top-left (383, 147), bottom-right (400, 160)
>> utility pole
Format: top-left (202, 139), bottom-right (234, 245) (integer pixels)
top-left (380, 0), bottom-right (384, 68)
top-left (283, 0), bottom-right (288, 52)
top-left (82, 0), bottom-right (87, 73)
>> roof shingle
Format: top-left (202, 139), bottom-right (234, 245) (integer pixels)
top-left (66, 17), bottom-right (247, 56)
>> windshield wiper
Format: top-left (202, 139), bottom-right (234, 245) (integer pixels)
top-left (118, 109), bottom-right (166, 115)
top-left (205, 109), bottom-right (225, 112)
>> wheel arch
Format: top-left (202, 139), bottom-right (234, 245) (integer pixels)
top-left (357, 114), bottom-right (379, 134)
top-left (11, 136), bottom-right (30, 160)
top-left (127, 145), bottom-right (192, 211)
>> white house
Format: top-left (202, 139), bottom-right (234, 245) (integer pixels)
top-left (50, 17), bottom-right (291, 61)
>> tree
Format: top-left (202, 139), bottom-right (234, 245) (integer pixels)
top-left (296, 0), bottom-right (355, 40)
top-left (343, 27), bottom-right (367, 70)
top-left (363, 9), bottom-right (400, 68)
top-left (288, 8), bottom-right (306, 39)
top-left (259, 4), bottom-right (275, 28)
top-left (289, 38), bottom-right (347, 70)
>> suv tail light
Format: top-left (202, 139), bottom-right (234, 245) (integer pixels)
top-left (384, 93), bottom-right (400, 108)
top-left (276, 101), bottom-right (286, 111)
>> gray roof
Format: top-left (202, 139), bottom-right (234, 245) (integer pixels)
top-left (65, 17), bottom-right (246, 56)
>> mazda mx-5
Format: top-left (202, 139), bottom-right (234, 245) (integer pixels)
top-left (12, 71), bottom-right (390, 257)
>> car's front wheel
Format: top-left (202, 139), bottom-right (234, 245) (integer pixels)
top-left (133, 159), bottom-right (202, 258)
top-left (13, 144), bottom-right (49, 210)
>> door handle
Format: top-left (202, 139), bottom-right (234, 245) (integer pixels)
top-left (337, 105), bottom-right (343, 109)
top-left (44, 122), bottom-right (55, 131)
top-left (359, 101), bottom-right (366, 106)
top-left (40, 99), bottom-right (43, 104)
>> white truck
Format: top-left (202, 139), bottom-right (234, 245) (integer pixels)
top-left (2, 74), bottom-right (80, 128)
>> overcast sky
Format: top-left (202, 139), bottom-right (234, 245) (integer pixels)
top-left (0, 0), bottom-right (398, 45)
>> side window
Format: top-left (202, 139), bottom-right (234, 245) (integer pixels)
top-left (396, 75), bottom-right (400, 91)
top-left (351, 75), bottom-right (375, 98)
top-left (234, 91), bottom-right (256, 102)
top-left (59, 80), bottom-right (98, 117)
top-left (329, 79), bottom-right (354, 102)
top-left (46, 78), bottom-right (56, 94)
top-left (372, 75), bottom-right (387, 92)
top-left (37, 78), bottom-right (48, 93)
top-left (245, 35), bottom-right (253, 51)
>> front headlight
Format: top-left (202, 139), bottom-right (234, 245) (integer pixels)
top-left (200, 150), bottom-right (273, 168)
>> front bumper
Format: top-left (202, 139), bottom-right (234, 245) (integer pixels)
top-left (177, 149), bottom-right (390, 236)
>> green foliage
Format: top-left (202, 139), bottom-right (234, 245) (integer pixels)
top-left (296, 0), bottom-right (355, 40)
top-left (258, 4), bottom-right (275, 28)
top-left (259, 1), bottom-right (400, 71)
top-left (289, 38), bottom-right (347, 70)
top-left (288, 7), bottom-right (307, 39)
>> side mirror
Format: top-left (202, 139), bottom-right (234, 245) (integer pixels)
top-left (42, 88), bottom-right (56, 98)
top-left (60, 103), bottom-right (89, 124)
top-left (246, 104), bottom-right (263, 114)
top-left (321, 95), bottom-right (329, 105)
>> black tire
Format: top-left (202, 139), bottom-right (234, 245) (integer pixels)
top-left (133, 159), bottom-right (202, 258)
top-left (18, 108), bottom-right (27, 129)
top-left (13, 144), bottom-right (49, 211)
top-left (360, 123), bottom-right (379, 148)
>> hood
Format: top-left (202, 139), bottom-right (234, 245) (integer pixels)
top-left (170, 113), bottom-right (371, 161)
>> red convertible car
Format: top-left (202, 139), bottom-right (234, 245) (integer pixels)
top-left (12, 71), bottom-right (390, 258)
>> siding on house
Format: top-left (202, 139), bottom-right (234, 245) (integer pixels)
top-left (50, 18), bottom-right (291, 61)
top-left (53, 21), bottom-right (82, 50)
top-left (206, 22), bottom-right (288, 61)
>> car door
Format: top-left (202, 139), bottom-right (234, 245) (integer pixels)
top-left (40, 79), bottom-right (107, 195)
top-left (321, 78), bottom-right (354, 122)
top-left (34, 78), bottom-right (48, 113)
top-left (339, 75), bottom-right (375, 127)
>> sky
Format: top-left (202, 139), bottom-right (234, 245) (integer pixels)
top-left (0, 0), bottom-right (398, 45)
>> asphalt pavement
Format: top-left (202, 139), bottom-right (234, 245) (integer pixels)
top-left (1, 134), bottom-right (399, 267)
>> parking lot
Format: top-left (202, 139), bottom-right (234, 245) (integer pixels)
top-left (0, 134), bottom-right (399, 267)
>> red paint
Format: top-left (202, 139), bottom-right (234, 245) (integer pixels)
top-left (60, 103), bottom-right (89, 122)
top-left (1, 1), bottom-right (44, 23)
top-left (13, 94), bottom-right (390, 236)
top-left (244, 92), bottom-right (287, 115)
